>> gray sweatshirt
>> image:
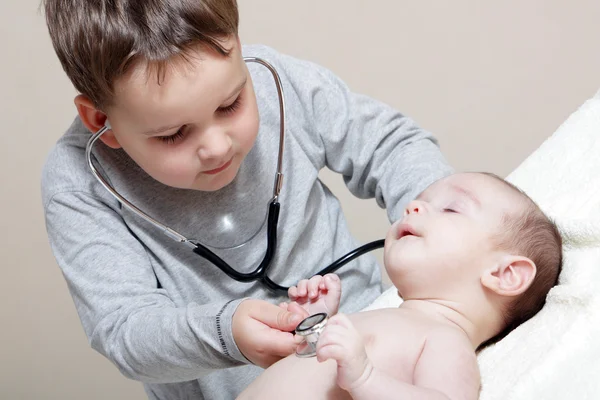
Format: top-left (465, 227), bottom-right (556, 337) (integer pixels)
top-left (41, 44), bottom-right (452, 400)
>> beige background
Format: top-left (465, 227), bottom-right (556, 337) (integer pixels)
top-left (2, 1), bottom-right (599, 399)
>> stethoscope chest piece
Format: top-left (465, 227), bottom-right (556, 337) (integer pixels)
top-left (294, 312), bottom-right (329, 358)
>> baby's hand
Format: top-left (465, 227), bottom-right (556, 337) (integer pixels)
top-left (286, 274), bottom-right (341, 317)
top-left (316, 314), bottom-right (373, 391)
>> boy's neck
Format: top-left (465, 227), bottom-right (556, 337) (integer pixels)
top-left (399, 298), bottom-right (501, 349)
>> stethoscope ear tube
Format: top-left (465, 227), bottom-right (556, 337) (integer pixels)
top-left (85, 57), bottom-right (385, 293)
top-left (191, 200), bottom-right (281, 283)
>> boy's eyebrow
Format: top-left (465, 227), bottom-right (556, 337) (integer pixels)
top-left (141, 78), bottom-right (247, 135)
top-left (142, 123), bottom-right (183, 135)
top-left (225, 77), bottom-right (247, 100)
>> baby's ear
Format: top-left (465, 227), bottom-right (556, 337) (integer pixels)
top-left (481, 255), bottom-right (536, 298)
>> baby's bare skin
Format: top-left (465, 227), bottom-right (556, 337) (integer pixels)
top-left (238, 306), bottom-right (479, 400)
top-left (239, 173), bottom-right (549, 399)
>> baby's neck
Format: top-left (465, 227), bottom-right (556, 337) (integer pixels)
top-left (399, 298), bottom-right (500, 349)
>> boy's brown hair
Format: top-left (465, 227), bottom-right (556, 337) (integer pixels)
top-left (478, 174), bottom-right (563, 351)
top-left (44, 0), bottom-right (239, 109)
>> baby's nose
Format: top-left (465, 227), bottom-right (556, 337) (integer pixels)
top-left (404, 200), bottom-right (425, 216)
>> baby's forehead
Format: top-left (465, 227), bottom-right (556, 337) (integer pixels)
top-left (419, 173), bottom-right (523, 205)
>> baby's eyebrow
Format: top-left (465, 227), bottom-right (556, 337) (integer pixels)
top-left (451, 185), bottom-right (481, 207)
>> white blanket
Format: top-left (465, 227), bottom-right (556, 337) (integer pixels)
top-left (365, 88), bottom-right (600, 399)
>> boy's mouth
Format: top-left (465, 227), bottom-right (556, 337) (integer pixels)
top-left (203, 158), bottom-right (233, 175)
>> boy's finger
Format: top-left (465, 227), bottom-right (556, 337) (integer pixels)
top-left (252, 302), bottom-right (304, 332)
top-left (261, 329), bottom-right (298, 358)
top-left (287, 301), bottom-right (309, 319)
top-left (250, 330), bottom-right (297, 368)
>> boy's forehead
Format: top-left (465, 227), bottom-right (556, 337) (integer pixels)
top-left (108, 37), bottom-right (245, 118)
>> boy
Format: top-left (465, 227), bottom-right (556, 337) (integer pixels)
top-left (41, 0), bottom-right (451, 398)
top-left (239, 172), bottom-right (562, 399)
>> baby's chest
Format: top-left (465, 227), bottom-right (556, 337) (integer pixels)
top-left (355, 314), bottom-right (428, 383)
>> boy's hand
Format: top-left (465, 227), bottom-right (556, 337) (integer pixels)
top-left (316, 314), bottom-right (373, 391)
top-left (232, 299), bottom-right (305, 368)
top-left (286, 274), bottom-right (341, 317)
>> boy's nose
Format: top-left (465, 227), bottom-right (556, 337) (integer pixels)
top-left (404, 200), bottom-right (427, 216)
top-left (197, 128), bottom-right (233, 162)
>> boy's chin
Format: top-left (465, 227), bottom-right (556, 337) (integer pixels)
top-left (192, 175), bottom-right (237, 191)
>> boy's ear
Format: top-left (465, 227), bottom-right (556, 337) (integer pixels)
top-left (74, 95), bottom-right (121, 149)
top-left (481, 256), bottom-right (536, 298)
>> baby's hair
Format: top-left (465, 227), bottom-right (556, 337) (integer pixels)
top-left (477, 173), bottom-right (563, 352)
top-left (43, 0), bottom-right (239, 109)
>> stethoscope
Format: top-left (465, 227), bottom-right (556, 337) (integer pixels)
top-left (86, 57), bottom-right (385, 294)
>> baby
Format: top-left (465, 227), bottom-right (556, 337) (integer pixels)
top-left (238, 172), bottom-right (562, 400)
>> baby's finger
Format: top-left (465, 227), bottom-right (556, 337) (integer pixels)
top-left (288, 286), bottom-right (298, 300)
top-left (297, 279), bottom-right (309, 298)
top-left (279, 302), bottom-right (289, 310)
top-left (308, 275), bottom-right (323, 299)
top-left (327, 313), bottom-right (353, 329)
top-left (323, 274), bottom-right (341, 292)
top-left (316, 343), bottom-right (345, 363)
top-left (317, 325), bottom-right (347, 349)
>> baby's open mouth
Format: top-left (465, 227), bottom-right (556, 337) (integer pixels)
top-left (397, 223), bottom-right (419, 240)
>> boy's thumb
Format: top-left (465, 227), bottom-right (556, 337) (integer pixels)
top-left (279, 310), bottom-right (303, 331)
top-left (287, 311), bottom-right (304, 326)
top-left (258, 302), bottom-right (306, 332)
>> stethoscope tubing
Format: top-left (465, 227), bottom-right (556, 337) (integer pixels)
top-left (85, 56), bottom-right (385, 293)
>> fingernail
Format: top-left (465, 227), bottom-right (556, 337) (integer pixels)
top-left (289, 314), bottom-right (302, 325)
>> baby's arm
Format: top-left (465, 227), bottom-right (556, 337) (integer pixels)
top-left (346, 329), bottom-right (480, 400)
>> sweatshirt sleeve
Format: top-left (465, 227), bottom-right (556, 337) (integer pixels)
top-left (44, 190), bottom-right (248, 383)
top-left (270, 49), bottom-right (453, 222)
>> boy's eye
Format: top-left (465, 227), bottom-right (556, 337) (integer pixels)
top-left (217, 95), bottom-right (242, 116)
top-left (157, 127), bottom-right (186, 144)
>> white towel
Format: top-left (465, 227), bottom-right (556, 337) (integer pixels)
top-left (365, 89), bottom-right (600, 399)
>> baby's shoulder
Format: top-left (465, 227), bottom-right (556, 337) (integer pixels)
top-left (415, 325), bottom-right (480, 399)
top-left (424, 323), bottom-right (473, 350)
top-left (420, 323), bottom-right (479, 381)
